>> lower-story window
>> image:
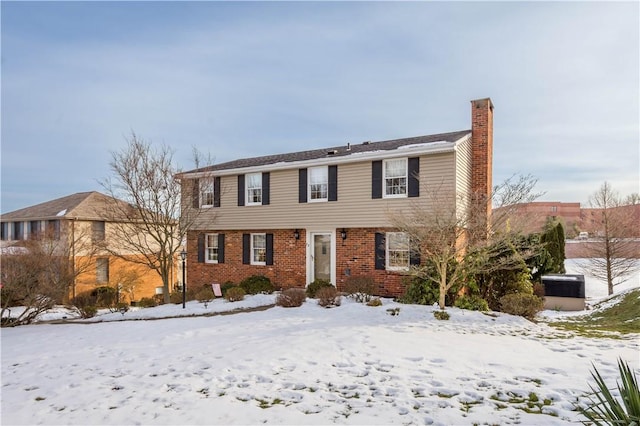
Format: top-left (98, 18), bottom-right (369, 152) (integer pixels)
top-left (96, 258), bottom-right (109, 283)
top-left (251, 233), bottom-right (266, 265)
top-left (386, 232), bottom-right (409, 270)
top-left (206, 233), bottom-right (219, 263)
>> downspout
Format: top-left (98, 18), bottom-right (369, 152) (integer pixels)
top-left (71, 218), bottom-right (76, 300)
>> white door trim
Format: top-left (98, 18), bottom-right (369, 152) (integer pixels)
top-left (306, 230), bottom-right (336, 286)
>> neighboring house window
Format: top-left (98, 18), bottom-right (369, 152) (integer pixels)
top-left (205, 233), bottom-right (219, 263)
top-left (200, 178), bottom-right (215, 208)
top-left (384, 158), bottom-right (407, 197)
top-left (246, 173), bottom-right (262, 205)
top-left (308, 166), bottom-right (328, 202)
top-left (0, 222), bottom-right (7, 241)
top-left (92, 221), bottom-right (106, 241)
top-left (29, 221), bottom-right (40, 239)
top-left (47, 220), bottom-right (60, 240)
top-left (96, 258), bottom-right (109, 283)
top-left (13, 222), bottom-right (23, 240)
top-left (386, 232), bottom-right (410, 270)
top-left (251, 233), bottom-right (266, 265)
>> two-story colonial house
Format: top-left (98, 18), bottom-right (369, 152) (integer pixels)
top-left (1, 191), bottom-right (177, 303)
top-left (178, 98), bottom-right (493, 297)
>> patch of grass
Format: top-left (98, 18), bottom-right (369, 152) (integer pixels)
top-left (546, 289), bottom-right (640, 337)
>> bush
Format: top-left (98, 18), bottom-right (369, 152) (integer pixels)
top-left (276, 288), bottom-right (306, 308)
top-left (224, 286), bottom-right (246, 302)
top-left (454, 295), bottom-right (489, 311)
top-left (72, 286), bottom-right (119, 310)
top-left (434, 310), bottom-right (450, 320)
top-left (533, 282), bottom-right (545, 299)
top-left (499, 293), bottom-right (544, 319)
top-left (169, 292), bottom-right (183, 304)
top-left (79, 305), bottom-right (97, 319)
top-left (196, 285), bottom-right (215, 302)
top-left (343, 275), bottom-right (376, 303)
top-left (137, 297), bottom-right (157, 308)
top-left (397, 277), bottom-right (439, 305)
top-left (239, 275), bottom-right (274, 295)
top-left (367, 298), bottom-right (383, 307)
top-left (306, 279), bottom-right (334, 298)
top-left (220, 282), bottom-right (236, 296)
top-left (317, 286), bottom-right (341, 308)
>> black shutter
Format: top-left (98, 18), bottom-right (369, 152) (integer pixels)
top-left (237, 175), bottom-right (245, 206)
top-left (328, 165), bottom-right (338, 202)
top-left (214, 176), bottom-right (221, 207)
top-left (410, 244), bottom-right (421, 266)
top-left (408, 157), bottom-right (420, 198)
top-left (197, 233), bottom-right (205, 263)
top-left (262, 172), bottom-right (270, 205)
top-left (266, 233), bottom-right (274, 265)
top-left (192, 178), bottom-right (200, 208)
top-left (242, 233), bottom-right (250, 264)
top-left (372, 161), bottom-right (382, 199)
top-left (298, 168), bottom-right (307, 203)
top-left (375, 232), bottom-right (386, 270)
top-left (218, 233), bottom-right (225, 263)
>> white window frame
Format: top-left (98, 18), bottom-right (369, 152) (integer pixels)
top-left (383, 158), bottom-right (408, 198)
top-left (205, 233), bottom-right (219, 264)
top-left (251, 233), bottom-right (266, 265)
top-left (200, 178), bottom-right (215, 208)
top-left (308, 166), bottom-right (328, 202)
top-left (246, 173), bottom-right (262, 206)
top-left (386, 232), bottom-right (410, 271)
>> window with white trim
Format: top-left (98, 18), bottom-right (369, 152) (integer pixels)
top-left (246, 173), bottom-right (262, 205)
top-left (205, 233), bottom-right (219, 263)
top-left (251, 233), bottom-right (266, 265)
top-left (383, 158), bottom-right (407, 197)
top-left (200, 178), bottom-right (215, 208)
top-left (386, 232), bottom-right (409, 270)
top-left (308, 166), bottom-right (328, 201)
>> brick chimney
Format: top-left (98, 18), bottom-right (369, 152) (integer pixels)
top-left (470, 98), bottom-right (493, 203)
top-left (470, 98), bottom-right (494, 234)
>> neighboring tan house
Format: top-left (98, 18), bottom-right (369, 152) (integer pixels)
top-left (177, 98), bottom-right (493, 297)
top-left (0, 191), bottom-right (176, 303)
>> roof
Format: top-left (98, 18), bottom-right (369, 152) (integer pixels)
top-left (181, 129), bottom-right (471, 175)
top-left (0, 191), bottom-right (129, 221)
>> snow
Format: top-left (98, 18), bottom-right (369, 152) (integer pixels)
top-left (1, 261), bottom-right (638, 425)
top-left (56, 209), bottom-right (67, 217)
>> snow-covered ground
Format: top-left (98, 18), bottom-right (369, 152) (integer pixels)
top-left (1, 259), bottom-right (638, 425)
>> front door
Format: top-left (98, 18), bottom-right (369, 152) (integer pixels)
top-left (311, 233), bottom-right (332, 282)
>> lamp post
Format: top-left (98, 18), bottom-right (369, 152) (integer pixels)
top-left (180, 249), bottom-right (187, 309)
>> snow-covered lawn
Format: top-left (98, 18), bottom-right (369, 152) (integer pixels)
top-left (1, 259), bottom-right (638, 425)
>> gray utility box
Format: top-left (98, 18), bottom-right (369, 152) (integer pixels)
top-left (541, 274), bottom-right (586, 311)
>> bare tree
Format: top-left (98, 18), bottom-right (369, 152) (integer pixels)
top-left (100, 132), bottom-right (212, 303)
top-left (389, 174), bottom-right (542, 310)
top-left (1, 226), bottom-right (97, 326)
top-left (578, 182), bottom-right (639, 295)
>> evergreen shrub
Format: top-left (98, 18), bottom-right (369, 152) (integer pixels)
top-left (454, 295), bottom-right (489, 311)
top-left (499, 293), bottom-right (544, 319)
top-left (137, 297), bottom-right (157, 308)
top-left (224, 287), bottom-right (246, 302)
top-left (306, 279), bottom-right (333, 298)
top-left (239, 275), bottom-right (274, 295)
top-left (397, 276), bottom-right (439, 305)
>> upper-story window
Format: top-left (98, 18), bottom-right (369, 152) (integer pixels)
top-left (308, 166), bottom-right (328, 202)
top-left (384, 158), bottom-right (407, 198)
top-left (246, 173), bottom-right (262, 205)
top-left (92, 221), bottom-right (106, 241)
top-left (205, 233), bottom-right (219, 263)
top-left (200, 178), bottom-right (215, 208)
top-left (386, 232), bottom-right (410, 270)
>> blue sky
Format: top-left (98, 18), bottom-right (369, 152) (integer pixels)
top-left (1, 1), bottom-right (638, 214)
